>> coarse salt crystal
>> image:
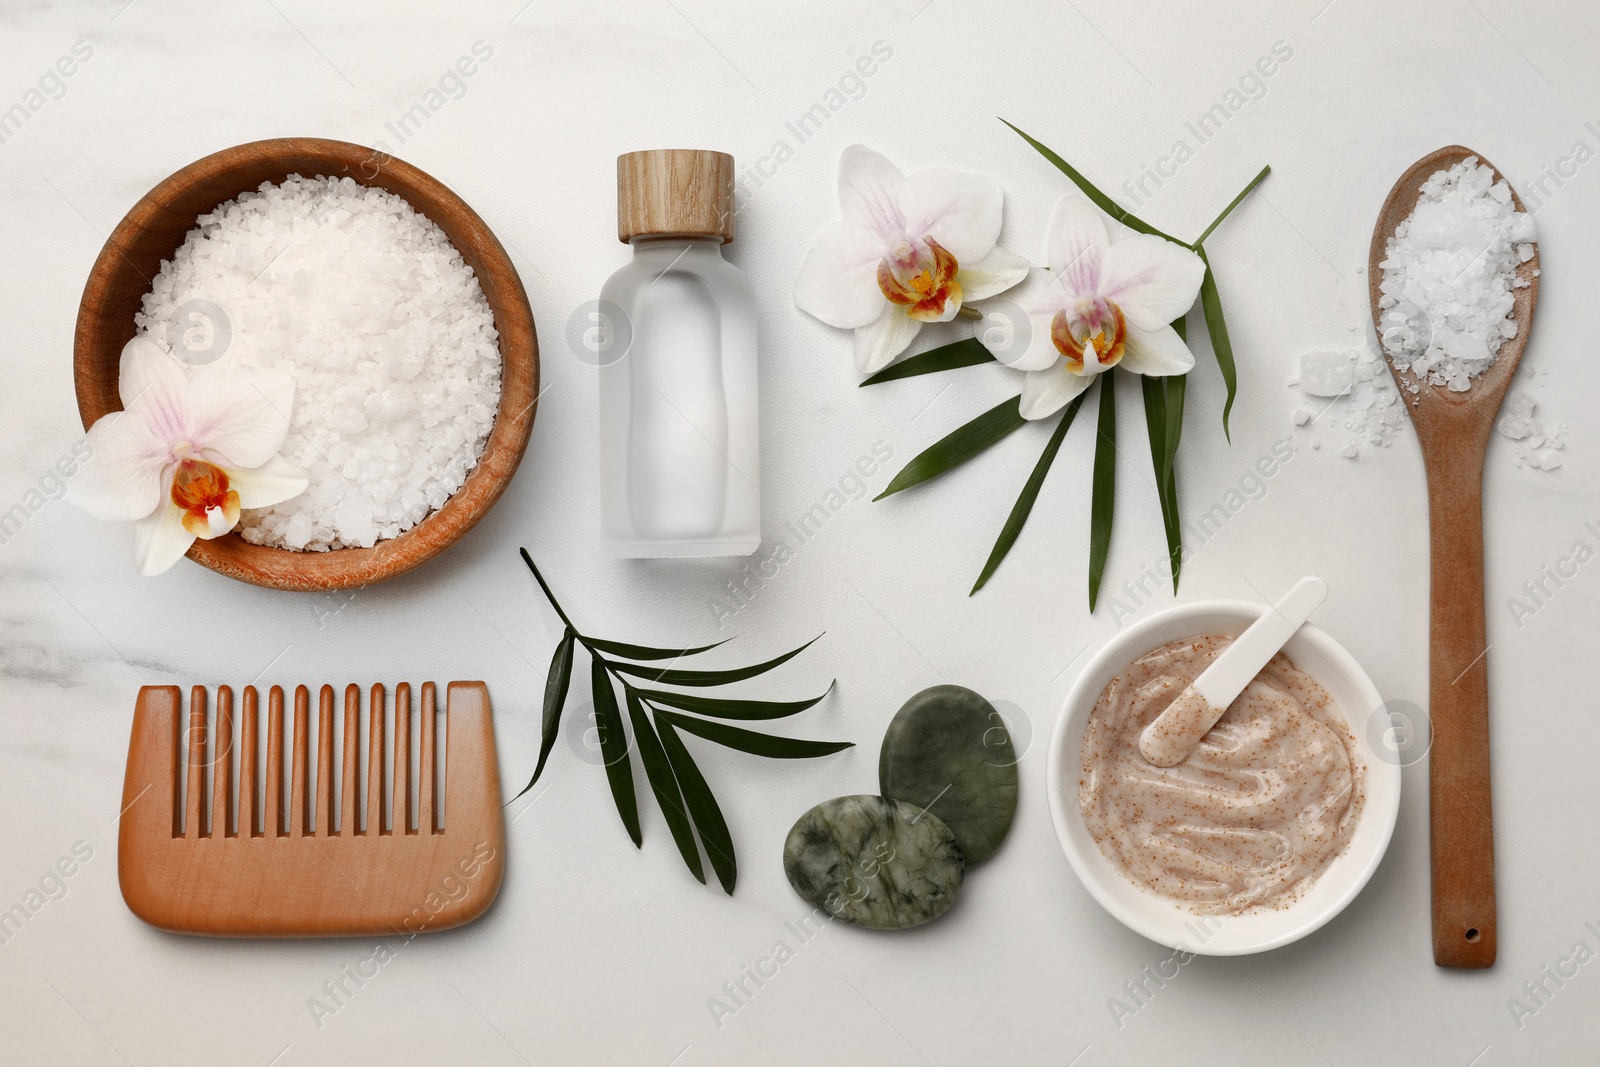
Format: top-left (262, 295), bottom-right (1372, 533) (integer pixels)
top-left (1292, 345), bottom-right (1406, 456)
top-left (135, 175), bottom-right (502, 552)
top-left (1378, 157), bottom-right (1534, 390)
top-left (1300, 351), bottom-right (1354, 397)
top-left (1497, 390), bottom-right (1566, 474)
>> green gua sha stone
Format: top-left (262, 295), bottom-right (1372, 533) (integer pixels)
top-left (878, 684), bottom-right (1017, 866)
top-left (782, 795), bottom-right (964, 930)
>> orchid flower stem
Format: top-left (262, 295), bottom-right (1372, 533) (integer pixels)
top-left (956, 306), bottom-right (983, 321)
top-left (1193, 165), bottom-right (1272, 247)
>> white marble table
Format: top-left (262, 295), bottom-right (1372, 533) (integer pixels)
top-left (3, 1), bottom-right (1597, 1063)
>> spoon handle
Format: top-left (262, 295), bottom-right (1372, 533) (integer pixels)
top-left (1427, 452), bottom-right (1497, 968)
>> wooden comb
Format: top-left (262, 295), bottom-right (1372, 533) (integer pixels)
top-left (118, 681), bottom-right (505, 937)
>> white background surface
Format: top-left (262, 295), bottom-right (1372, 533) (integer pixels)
top-left (3, 1), bottom-right (1598, 1064)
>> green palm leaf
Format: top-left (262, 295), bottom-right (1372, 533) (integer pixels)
top-left (654, 709), bottom-right (854, 759)
top-left (608, 636), bottom-right (819, 687)
top-left (585, 636), bottom-right (730, 661)
top-left (591, 658), bottom-right (640, 846)
top-left (515, 627), bottom-right (575, 801)
top-left (656, 716), bottom-right (737, 894)
top-left (1195, 246), bottom-right (1238, 441)
top-left (859, 338), bottom-right (996, 386)
top-left (1088, 374), bottom-right (1117, 610)
top-left (876, 395), bottom-right (1027, 500)
top-left (1001, 119), bottom-right (1171, 241)
top-left (971, 390), bottom-right (1089, 594)
top-left (519, 554), bottom-right (851, 895)
top-left (633, 685), bottom-right (834, 720)
top-left (626, 691), bottom-right (704, 884)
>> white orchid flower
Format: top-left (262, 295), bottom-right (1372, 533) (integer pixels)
top-left (794, 145), bottom-right (1029, 374)
top-left (991, 194), bottom-right (1206, 420)
top-left (70, 337), bottom-right (309, 576)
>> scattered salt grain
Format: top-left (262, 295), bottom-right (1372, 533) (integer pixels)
top-left (1339, 443), bottom-right (1358, 459)
top-left (1498, 391), bottom-right (1566, 472)
top-left (1288, 346), bottom-right (1406, 457)
top-left (135, 175), bottom-right (502, 551)
top-left (1300, 350), bottom-right (1354, 397)
top-left (1376, 157), bottom-right (1535, 391)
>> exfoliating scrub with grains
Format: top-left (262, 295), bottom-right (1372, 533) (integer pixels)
top-left (1079, 636), bottom-right (1366, 915)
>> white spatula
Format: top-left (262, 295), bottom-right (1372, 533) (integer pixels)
top-left (1138, 577), bottom-right (1328, 768)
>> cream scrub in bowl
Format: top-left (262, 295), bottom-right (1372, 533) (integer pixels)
top-left (1047, 600), bottom-right (1401, 954)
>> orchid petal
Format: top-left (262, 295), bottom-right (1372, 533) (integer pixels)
top-left (1098, 234), bottom-right (1206, 329)
top-left (230, 454), bottom-right (310, 509)
top-left (837, 145), bottom-right (906, 245)
top-left (1005, 312), bottom-right (1062, 371)
top-left (976, 271), bottom-right (1061, 371)
top-left (793, 219), bottom-right (888, 329)
top-left (853, 304), bottom-right (922, 374)
top-left (117, 336), bottom-right (189, 410)
top-left (1019, 360), bottom-right (1094, 420)
top-left (131, 501), bottom-right (196, 577)
top-left (185, 367), bottom-right (296, 469)
top-left (896, 168), bottom-right (1004, 263)
top-left (1046, 195), bottom-right (1111, 296)
top-left (955, 247), bottom-right (1029, 302)
top-left (68, 411), bottom-right (171, 522)
top-left (118, 344), bottom-right (194, 446)
top-left (1120, 323), bottom-right (1196, 377)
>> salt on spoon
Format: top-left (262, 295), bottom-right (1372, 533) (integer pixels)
top-left (1137, 577), bottom-right (1328, 768)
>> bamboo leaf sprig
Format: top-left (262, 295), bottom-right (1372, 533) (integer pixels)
top-left (865, 122), bottom-right (1269, 610)
top-left (517, 549), bottom-right (850, 894)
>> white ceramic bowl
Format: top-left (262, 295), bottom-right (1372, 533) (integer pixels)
top-left (1046, 599), bottom-right (1401, 955)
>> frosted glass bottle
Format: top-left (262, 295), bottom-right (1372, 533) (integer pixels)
top-left (599, 150), bottom-right (759, 557)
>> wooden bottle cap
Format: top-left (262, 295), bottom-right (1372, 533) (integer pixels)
top-left (617, 149), bottom-right (735, 243)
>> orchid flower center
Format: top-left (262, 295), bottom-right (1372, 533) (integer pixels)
top-left (877, 236), bottom-right (962, 322)
top-left (1051, 297), bottom-right (1127, 375)
top-left (170, 457), bottom-right (242, 540)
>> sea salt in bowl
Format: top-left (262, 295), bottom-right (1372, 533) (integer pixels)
top-left (73, 138), bottom-right (537, 591)
top-left (1047, 600), bottom-right (1402, 955)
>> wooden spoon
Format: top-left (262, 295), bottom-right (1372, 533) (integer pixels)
top-left (1368, 145), bottom-right (1540, 969)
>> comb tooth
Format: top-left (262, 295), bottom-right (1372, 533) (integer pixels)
top-left (395, 682), bottom-right (412, 834)
top-left (240, 687), bottom-right (259, 837)
top-left (291, 685), bottom-right (310, 837)
top-left (368, 684), bottom-right (386, 835)
top-left (342, 684), bottom-right (360, 835)
top-left (317, 685), bottom-right (336, 837)
top-left (267, 686), bottom-right (286, 836)
top-left (186, 685), bottom-right (207, 838)
top-left (122, 687), bottom-right (183, 839)
top-left (443, 682), bottom-right (501, 851)
top-left (420, 682), bottom-right (438, 834)
top-left (214, 686), bottom-right (235, 838)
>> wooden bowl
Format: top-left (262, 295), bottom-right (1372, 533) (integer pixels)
top-left (73, 138), bottom-right (538, 591)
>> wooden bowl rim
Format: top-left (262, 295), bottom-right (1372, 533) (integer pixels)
top-left (72, 137), bottom-right (538, 592)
